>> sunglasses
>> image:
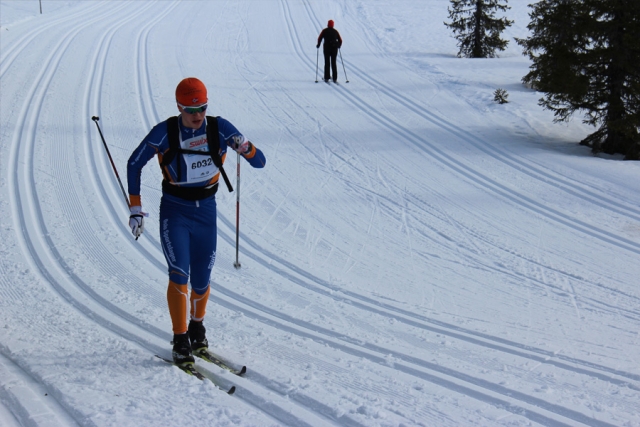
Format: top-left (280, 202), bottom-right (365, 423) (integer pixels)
top-left (179, 103), bottom-right (208, 114)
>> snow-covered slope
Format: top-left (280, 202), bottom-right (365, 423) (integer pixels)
top-left (1, 1), bottom-right (638, 426)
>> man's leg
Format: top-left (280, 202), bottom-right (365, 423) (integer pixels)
top-left (160, 197), bottom-right (194, 364)
top-left (160, 199), bottom-right (192, 336)
top-left (331, 49), bottom-right (339, 82)
top-left (323, 51), bottom-right (331, 81)
top-left (187, 197), bottom-right (217, 352)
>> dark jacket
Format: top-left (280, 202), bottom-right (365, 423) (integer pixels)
top-left (317, 27), bottom-right (342, 50)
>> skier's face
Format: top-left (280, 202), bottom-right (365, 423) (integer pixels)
top-left (178, 104), bottom-right (207, 129)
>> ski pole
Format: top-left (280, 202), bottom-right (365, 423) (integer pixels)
top-left (233, 151), bottom-right (241, 269)
top-left (339, 48), bottom-right (349, 83)
top-left (91, 116), bottom-right (130, 209)
top-left (315, 47), bottom-right (319, 83)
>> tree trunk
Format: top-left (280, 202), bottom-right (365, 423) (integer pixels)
top-left (600, 4), bottom-right (635, 157)
top-left (472, 1), bottom-right (484, 58)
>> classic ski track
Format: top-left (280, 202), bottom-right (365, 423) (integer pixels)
top-left (8, 2), bottom-right (634, 426)
top-left (141, 1), bottom-right (640, 424)
top-left (275, 0), bottom-right (640, 329)
top-left (133, 1), bottom-right (169, 132)
top-left (129, 0), bottom-right (637, 425)
top-left (225, 223), bottom-right (640, 389)
top-left (4, 2), bottom-right (147, 425)
top-left (208, 279), bottom-right (621, 427)
top-left (291, 1), bottom-right (640, 257)
top-left (280, 3), bottom-right (638, 342)
top-left (0, 1), bottom-right (104, 79)
top-left (269, 0), bottom-right (640, 382)
top-left (0, 349), bottom-right (80, 427)
top-left (124, 3), bottom-right (346, 423)
top-left (301, 1), bottom-right (640, 224)
top-left (75, 2), bottom-right (534, 423)
top-left (3, 0), bottom-right (239, 424)
top-left (92, 0), bottom-right (633, 425)
top-left (85, 3), bottom-right (170, 273)
top-left (213, 230), bottom-right (640, 423)
top-left (20, 2), bottom-right (347, 426)
top-left (70, 0), bottom-right (169, 320)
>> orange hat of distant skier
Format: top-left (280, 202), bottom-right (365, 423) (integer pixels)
top-left (175, 77), bottom-right (207, 106)
top-left (328, 20), bottom-right (334, 28)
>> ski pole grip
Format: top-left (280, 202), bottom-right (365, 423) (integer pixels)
top-left (92, 116), bottom-right (99, 121)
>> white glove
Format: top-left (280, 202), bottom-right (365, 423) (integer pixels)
top-left (230, 135), bottom-right (252, 155)
top-left (129, 206), bottom-right (149, 238)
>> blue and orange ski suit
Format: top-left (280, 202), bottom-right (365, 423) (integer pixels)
top-left (127, 115), bottom-right (265, 334)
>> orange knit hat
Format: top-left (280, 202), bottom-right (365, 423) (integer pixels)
top-left (175, 77), bottom-right (207, 106)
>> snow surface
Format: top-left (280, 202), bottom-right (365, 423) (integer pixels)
top-left (1, 1), bottom-right (639, 426)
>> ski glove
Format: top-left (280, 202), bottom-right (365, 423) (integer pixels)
top-left (316, 44), bottom-right (320, 48)
top-left (230, 136), bottom-right (253, 155)
top-left (128, 205), bottom-right (148, 238)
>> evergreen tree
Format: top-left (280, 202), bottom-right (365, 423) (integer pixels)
top-left (517, 0), bottom-right (640, 159)
top-left (444, 0), bottom-right (513, 58)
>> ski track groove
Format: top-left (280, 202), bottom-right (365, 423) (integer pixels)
top-left (284, 2), bottom-right (640, 380)
top-left (5, 3), bottom-right (151, 425)
top-left (209, 277), bottom-right (610, 427)
top-left (0, 350), bottom-right (81, 427)
top-left (146, 1), bottom-right (638, 424)
top-left (85, 4), bottom-right (169, 273)
top-left (307, 2), bottom-right (640, 224)
top-left (0, 1), bottom-right (104, 79)
top-left (277, 0), bottom-right (640, 383)
top-left (295, 2), bottom-right (640, 258)
top-left (80, 2), bottom-right (347, 425)
top-left (346, 175), bottom-right (640, 322)
top-left (119, 0), bottom-right (640, 423)
top-left (134, 1), bottom-right (177, 128)
top-left (119, 3), bottom-right (626, 424)
top-left (276, 0), bottom-right (640, 321)
top-left (6, 1), bottom-right (636, 425)
top-left (6, 2), bottom-right (341, 426)
top-left (68, 1), bottom-right (167, 308)
top-left (220, 216), bottom-right (640, 385)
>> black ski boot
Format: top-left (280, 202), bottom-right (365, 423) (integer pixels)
top-left (171, 333), bottom-right (194, 366)
top-left (188, 320), bottom-right (209, 356)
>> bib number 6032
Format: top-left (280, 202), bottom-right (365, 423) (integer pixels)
top-left (192, 158), bottom-right (213, 169)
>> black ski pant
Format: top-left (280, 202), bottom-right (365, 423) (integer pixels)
top-left (323, 47), bottom-right (338, 81)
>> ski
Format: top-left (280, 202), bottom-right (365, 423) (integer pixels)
top-left (193, 348), bottom-right (247, 376)
top-left (155, 355), bottom-right (236, 394)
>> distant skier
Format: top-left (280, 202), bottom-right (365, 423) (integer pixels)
top-left (126, 77), bottom-right (266, 366)
top-left (317, 20), bottom-right (343, 83)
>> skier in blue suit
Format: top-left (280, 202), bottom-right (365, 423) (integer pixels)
top-left (127, 77), bottom-right (265, 366)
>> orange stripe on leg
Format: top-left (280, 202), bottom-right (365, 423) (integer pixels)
top-left (190, 286), bottom-right (210, 322)
top-left (167, 281), bottom-right (189, 334)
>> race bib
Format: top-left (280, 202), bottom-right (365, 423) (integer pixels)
top-left (180, 133), bottom-right (218, 183)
